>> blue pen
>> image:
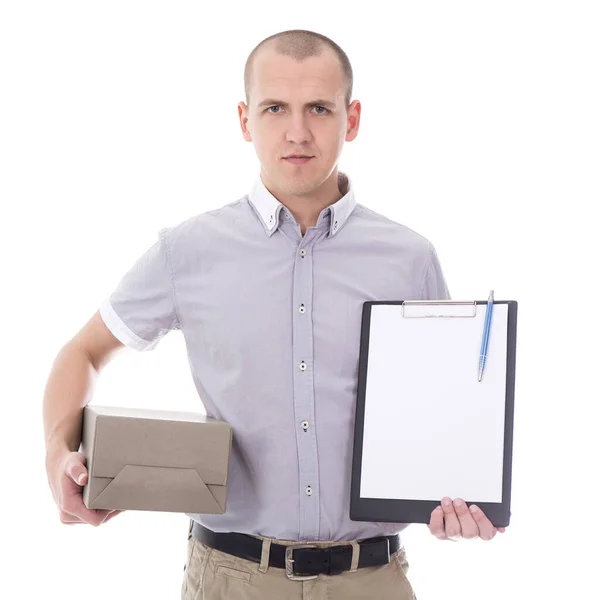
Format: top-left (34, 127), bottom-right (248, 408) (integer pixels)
top-left (478, 290), bottom-right (494, 382)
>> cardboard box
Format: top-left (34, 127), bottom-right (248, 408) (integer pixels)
top-left (80, 405), bottom-right (232, 513)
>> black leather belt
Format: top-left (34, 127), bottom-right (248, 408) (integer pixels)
top-left (190, 520), bottom-right (400, 580)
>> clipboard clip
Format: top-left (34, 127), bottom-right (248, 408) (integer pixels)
top-left (402, 300), bottom-right (477, 318)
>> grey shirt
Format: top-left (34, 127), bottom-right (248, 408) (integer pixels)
top-left (99, 170), bottom-right (451, 542)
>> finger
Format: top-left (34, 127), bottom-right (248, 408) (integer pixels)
top-left (64, 452), bottom-right (88, 486)
top-left (428, 506), bottom-right (448, 540)
top-left (468, 505), bottom-right (497, 541)
top-left (63, 503), bottom-right (111, 526)
top-left (453, 499), bottom-right (479, 540)
top-left (59, 509), bottom-right (84, 525)
top-left (101, 510), bottom-right (124, 524)
top-left (102, 510), bottom-right (119, 523)
top-left (498, 527), bottom-right (506, 533)
top-left (60, 456), bottom-right (109, 526)
top-left (441, 497), bottom-right (461, 541)
top-left (61, 490), bottom-right (111, 527)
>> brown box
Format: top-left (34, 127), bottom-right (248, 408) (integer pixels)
top-left (80, 405), bottom-right (232, 513)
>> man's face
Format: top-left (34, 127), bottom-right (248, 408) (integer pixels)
top-left (238, 46), bottom-right (360, 196)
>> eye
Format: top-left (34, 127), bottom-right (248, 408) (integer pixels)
top-left (265, 105), bottom-right (329, 114)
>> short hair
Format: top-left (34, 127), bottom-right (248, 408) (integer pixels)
top-left (244, 29), bottom-right (353, 110)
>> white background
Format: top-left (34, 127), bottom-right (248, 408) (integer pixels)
top-left (1, 1), bottom-right (598, 598)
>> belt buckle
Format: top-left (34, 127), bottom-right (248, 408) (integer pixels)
top-left (285, 544), bottom-right (320, 580)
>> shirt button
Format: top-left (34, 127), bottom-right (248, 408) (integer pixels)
top-left (299, 304), bottom-right (306, 314)
top-left (285, 213), bottom-right (290, 219)
top-left (299, 361), bottom-right (307, 371)
top-left (333, 220), bottom-right (338, 230)
top-left (300, 249), bottom-right (306, 257)
top-left (301, 420), bottom-right (309, 431)
top-left (305, 486), bottom-right (312, 496)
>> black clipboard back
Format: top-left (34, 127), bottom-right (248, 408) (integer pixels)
top-left (349, 299), bottom-right (518, 528)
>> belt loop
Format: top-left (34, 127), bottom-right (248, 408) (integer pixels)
top-left (349, 540), bottom-right (360, 572)
top-left (259, 537), bottom-right (272, 573)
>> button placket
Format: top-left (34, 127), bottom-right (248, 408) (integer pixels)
top-left (299, 304), bottom-right (309, 434)
top-left (292, 235), bottom-right (319, 539)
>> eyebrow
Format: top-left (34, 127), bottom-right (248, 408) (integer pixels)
top-left (257, 98), bottom-right (337, 110)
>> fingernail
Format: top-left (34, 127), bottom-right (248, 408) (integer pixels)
top-left (469, 505), bottom-right (478, 513)
top-left (453, 498), bottom-right (464, 507)
top-left (442, 498), bottom-right (451, 506)
top-left (78, 474), bottom-right (86, 485)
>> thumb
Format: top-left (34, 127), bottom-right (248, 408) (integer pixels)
top-left (67, 455), bottom-right (88, 486)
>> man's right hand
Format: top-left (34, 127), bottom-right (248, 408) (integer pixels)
top-left (46, 449), bottom-right (123, 527)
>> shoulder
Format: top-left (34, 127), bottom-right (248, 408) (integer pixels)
top-left (162, 196), bottom-right (247, 247)
top-left (351, 203), bottom-right (432, 257)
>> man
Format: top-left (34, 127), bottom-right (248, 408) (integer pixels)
top-left (43, 29), bottom-right (505, 600)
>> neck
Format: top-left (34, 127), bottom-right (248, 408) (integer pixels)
top-left (262, 168), bottom-right (347, 233)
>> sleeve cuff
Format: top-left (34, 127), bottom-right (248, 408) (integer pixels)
top-left (99, 296), bottom-right (159, 352)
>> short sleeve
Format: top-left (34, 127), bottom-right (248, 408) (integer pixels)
top-left (417, 242), bottom-right (451, 300)
top-left (99, 227), bottom-right (180, 351)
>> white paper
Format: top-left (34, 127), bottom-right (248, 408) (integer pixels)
top-left (359, 303), bottom-right (508, 502)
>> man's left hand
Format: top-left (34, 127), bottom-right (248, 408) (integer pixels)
top-left (428, 497), bottom-right (507, 541)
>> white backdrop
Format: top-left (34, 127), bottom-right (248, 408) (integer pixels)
top-left (1, 1), bottom-right (598, 598)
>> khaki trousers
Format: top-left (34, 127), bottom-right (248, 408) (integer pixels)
top-left (181, 522), bottom-right (417, 600)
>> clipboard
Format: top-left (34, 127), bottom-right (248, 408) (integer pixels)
top-left (349, 299), bottom-right (518, 528)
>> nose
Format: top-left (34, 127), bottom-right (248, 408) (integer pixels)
top-left (285, 115), bottom-right (312, 145)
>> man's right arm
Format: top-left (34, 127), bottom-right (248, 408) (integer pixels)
top-left (43, 310), bottom-right (126, 526)
top-left (43, 310), bottom-right (126, 456)
top-left (45, 227), bottom-right (180, 525)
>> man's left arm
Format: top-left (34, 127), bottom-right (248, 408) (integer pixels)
top-left (420, 242), bottom-right (506, 541)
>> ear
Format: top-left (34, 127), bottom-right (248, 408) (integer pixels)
top-left (238, 102), bottom-right (252, 142)
top-left (345, 100), bottom-right (361, 141)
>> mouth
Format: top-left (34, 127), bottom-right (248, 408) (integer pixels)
top-left (284, 156), bottom-right (313, 164)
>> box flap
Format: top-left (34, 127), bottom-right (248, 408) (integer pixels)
top-left (88, 464), bottom-right (226, 512)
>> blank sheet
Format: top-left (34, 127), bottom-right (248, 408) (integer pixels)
top-left (359, 302), bottom-right (509, 503)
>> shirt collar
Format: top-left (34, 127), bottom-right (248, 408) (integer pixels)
top-left (247, 170), bottom-right (356, 238)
